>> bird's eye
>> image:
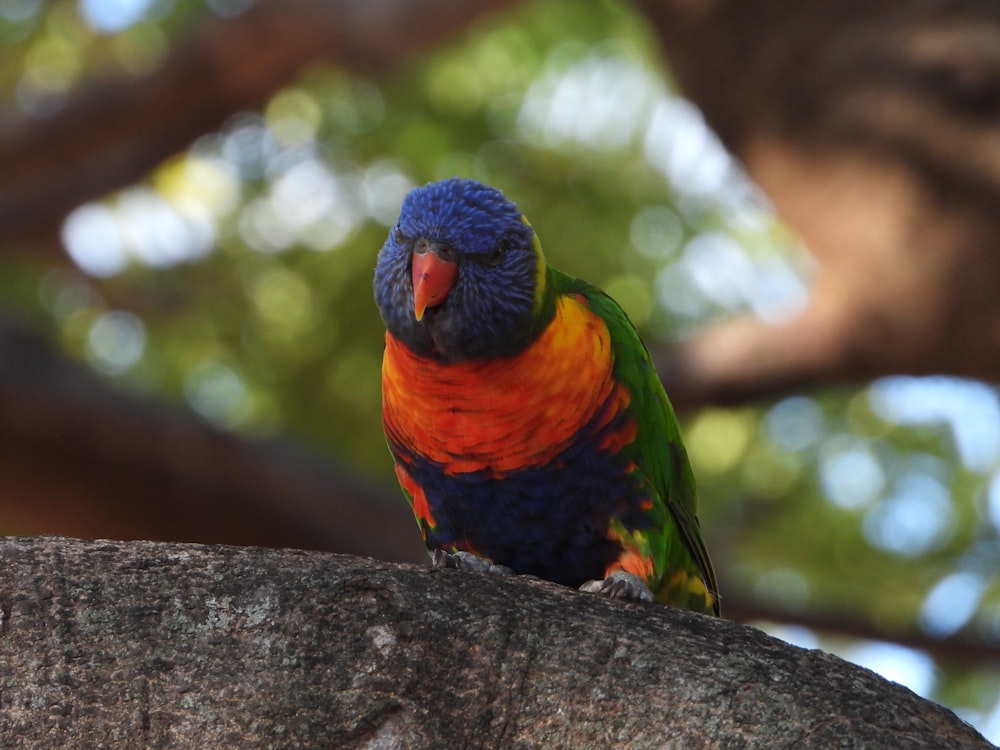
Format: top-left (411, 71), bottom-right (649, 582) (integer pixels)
top-left (394, 225), bottom-right (410, 243)
top-left (486, 242), bottom-right (507, 266)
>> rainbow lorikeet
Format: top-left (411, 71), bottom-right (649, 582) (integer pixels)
top-left (374, 178), bottom-right (719, 614)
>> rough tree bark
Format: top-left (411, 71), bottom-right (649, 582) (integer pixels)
top-left (0, 536), bottom-right (990, 749)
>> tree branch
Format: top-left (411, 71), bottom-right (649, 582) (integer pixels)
top-left (0, 536), bottom-right (990, 748)
top-left (0, 0), bottom-right (520, 250)
top-left (0, 315), bottom-right (425, 563)
top-left (639, 0), bottom-right (1000, 405)
top-left (723, 593), bottom-right (1000, 667)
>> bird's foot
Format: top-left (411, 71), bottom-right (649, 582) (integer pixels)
top-left (580, 571), bottom-right (654, 603)
top-left (431, 549), bottom-right (513, 576)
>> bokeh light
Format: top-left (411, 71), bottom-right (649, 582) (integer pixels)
top-left (79, 0), bottom-right (156, 33)
top-left (842, 641), bottom-right (936, 698)
top-left (870, 377), bottom-right (1000, 474)
top-left (86, 309), bottom-right (146, 374)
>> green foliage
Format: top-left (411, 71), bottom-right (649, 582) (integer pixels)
top-left (3, 0), bottom-right (1000, 738)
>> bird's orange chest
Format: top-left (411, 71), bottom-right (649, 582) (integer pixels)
top-left (381, 294), bottom-right (631, 476)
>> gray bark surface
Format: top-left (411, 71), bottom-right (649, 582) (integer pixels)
top-left (0, 537), bottom-right (989, 748)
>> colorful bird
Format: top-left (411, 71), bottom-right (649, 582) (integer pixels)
top-left (374, 178), bottom-right (719, 614)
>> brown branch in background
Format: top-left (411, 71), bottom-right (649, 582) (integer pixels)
top-left (723, 591), bottom-right (1000, 667)
top-left (638, 0), bottom-right (1000, 405)
top-left (0, 316), bottom-right (426, 563)
top-left (0, 0), bottom-right (521, 251)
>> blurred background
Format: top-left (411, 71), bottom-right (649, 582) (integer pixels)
top-left (2, 0), bottom-right (999, 740)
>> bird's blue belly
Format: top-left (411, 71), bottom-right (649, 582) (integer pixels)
top-left (408, 441), bottom-right (649, 588)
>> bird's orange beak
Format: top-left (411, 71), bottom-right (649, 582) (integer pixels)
top-left (411, 248), bottom-right (457, 321)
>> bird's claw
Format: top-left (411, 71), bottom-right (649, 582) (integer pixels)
top-left (432, 549), bottom-right (513, 576)
top-left (580, 571), bottom-right (654, 603)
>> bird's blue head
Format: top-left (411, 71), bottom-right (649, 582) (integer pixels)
top-left (374, 178), bottom-right (550, 361)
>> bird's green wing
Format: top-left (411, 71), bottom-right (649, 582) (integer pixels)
top-left (551, 268), bottom-right (719, 614)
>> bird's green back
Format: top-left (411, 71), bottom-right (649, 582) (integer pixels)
top-left (549, 268), bottom-right (720, 614)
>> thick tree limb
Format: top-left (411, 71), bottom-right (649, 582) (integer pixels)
top-left (0, 536), bottom-right (990, 749)
top-left (639, 0), bottom-right (1000, 404)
